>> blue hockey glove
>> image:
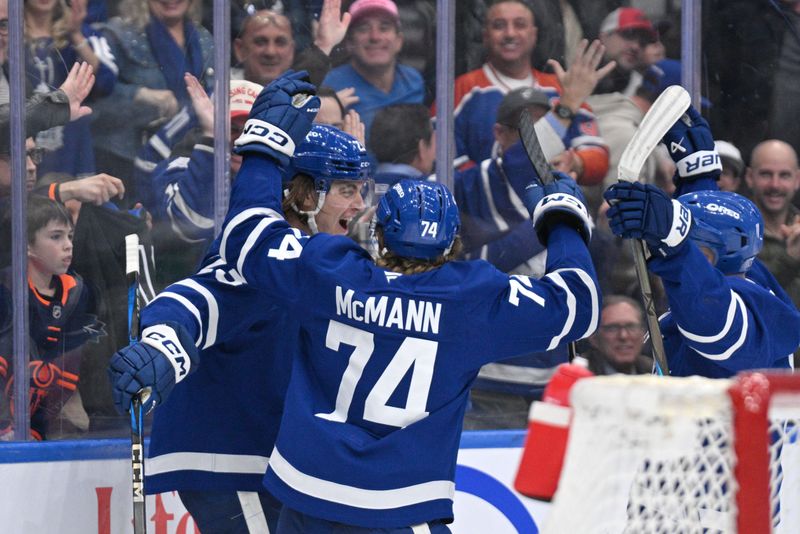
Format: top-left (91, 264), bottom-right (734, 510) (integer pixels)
top-left (604, 181), bottom-right (692, 257)
top-left (525, 171), bottom-right (592, 245)
top-left (662, 105), bottom-right (721, 184)
top-left (233, 69), bottom-right (320, 166)
top-left (107, 323), bottom-right (198, 414)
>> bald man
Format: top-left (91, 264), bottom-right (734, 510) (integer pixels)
top-left (745, 139), bottom-right (800, 311)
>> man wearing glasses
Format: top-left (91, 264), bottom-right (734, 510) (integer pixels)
top-left (585, 295), bottom-right (653, 376)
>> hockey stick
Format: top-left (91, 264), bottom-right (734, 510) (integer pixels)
top-left (617, 85), bottom-right (691, 376)
top-left (125, 234), bottom-right (147, 534)
top-left (518, 109), bottom-right (579, 362)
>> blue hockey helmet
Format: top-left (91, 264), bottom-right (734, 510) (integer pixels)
top-left (376, 179), bottom-right (460, 259)
top-left (678, 190), bottom-right (763, 274)
top-left (283, 124), bottom-right (371, 191)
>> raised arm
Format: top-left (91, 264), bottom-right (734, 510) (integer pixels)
top-left (107, 71), bottom-right (320, 413)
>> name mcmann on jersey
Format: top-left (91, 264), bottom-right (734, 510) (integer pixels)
top-left (335, 286), bottom-right (442, 335)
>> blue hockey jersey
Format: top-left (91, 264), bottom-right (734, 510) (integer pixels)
top-left (653, 241), bottom-right (799, 377)
top-left (455, 141), bottom-right (569, 395)
top-left (142, 250), bottom-right (296, 493)
top-left (656, 175), bottom-right (800, 376)
top-left (191, 152), bottom-right (601, 527)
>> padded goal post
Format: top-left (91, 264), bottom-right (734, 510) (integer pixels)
top-left (541, 372), bottom-right (800, 534)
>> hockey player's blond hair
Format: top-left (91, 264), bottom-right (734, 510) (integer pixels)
top-left (374, 227), bottom-right (462, 275)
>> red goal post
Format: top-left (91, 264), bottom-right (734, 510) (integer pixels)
top-left (541, 371), bottom-right (800, 534)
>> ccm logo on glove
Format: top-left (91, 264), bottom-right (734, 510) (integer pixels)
top-left (235, 118), bottom-right (295, 157)
top-left (141, 324), bottom-right (191, 383)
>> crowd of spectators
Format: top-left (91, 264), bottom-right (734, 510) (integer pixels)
top-left (1, 0), bottom-right (799, 440)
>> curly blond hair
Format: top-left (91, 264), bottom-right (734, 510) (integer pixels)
top-left (24, 0), bottom-right (70, 50)
top-left (374, 227), bottom-right (462, 275)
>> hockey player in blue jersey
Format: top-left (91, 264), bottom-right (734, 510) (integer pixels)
top-left (109, 122), bottom-right (371, 533)
top-left (108, 70), bottom-right (600, 532)
top-left (603, 106), bottom-right (800, 377)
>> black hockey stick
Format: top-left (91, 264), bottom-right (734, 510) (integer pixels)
top-left (617, 86), bottom-right (692, 376)
top-left (125, 234), bottom-right (147, 534)
top-left (518, 109), bottom-right (579, 362)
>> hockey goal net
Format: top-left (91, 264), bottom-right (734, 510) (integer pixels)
top-left (542, 372), bottom-right (800, 534)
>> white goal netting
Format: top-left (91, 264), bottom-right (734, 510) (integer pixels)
top-left (541, 374), bottom-right (800, 534)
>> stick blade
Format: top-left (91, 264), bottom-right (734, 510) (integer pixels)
top-left (618, 85), bottom-right (691, 183)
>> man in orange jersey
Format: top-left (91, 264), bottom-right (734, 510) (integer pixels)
top-left (452, 0), bottom-right (614, 186)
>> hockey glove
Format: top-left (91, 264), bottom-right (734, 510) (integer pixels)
top-left (604, 181), bottom-right (692, 257)
top-left (525, 172), bottom-right (592, 245)
top-left (107, 322), bottom-right (198, 414)
top-left (662, 105), bottom-right (721, 184)
top-left (233, 69), bottom-right (320, 166)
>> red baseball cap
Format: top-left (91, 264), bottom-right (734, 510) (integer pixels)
top-left (600, 8), bottom-right (655, 38)
top-left (230, 80), bottom-right (263, 120)
top-left (348, 0), bottom-right (399, 26)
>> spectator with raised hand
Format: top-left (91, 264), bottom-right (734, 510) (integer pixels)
top-left (592, 7), bottom-right (657, 97)
top-left (452, 0), bottom-right (611, 186)
top-left (744, 140), bottom-right (800, 313)
top-left (234, 0), bottom-right (351, 88)
top-left (23, 0), bottom-right (116, 180)
top-left (322, 0), bottom-right (425, 142)
top-left (0, 61), bottom-right (95, 152)
top-left (317, 86), bottom-right (366, 144)
top-left (453, 87), bottom-right (578, 429)
top-left (92, 0), bottom-right (214, 187)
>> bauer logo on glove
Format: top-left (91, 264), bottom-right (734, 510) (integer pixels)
top-left (679, 150), bottom-right (721, 178)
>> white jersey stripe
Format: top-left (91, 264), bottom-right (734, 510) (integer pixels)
top-left (238, 216), bottom-right (282, 277)
top-left (220, 207), bottom-right (282, 263)
top-left (147, 452), bottom-right (269, 475)
top-left (679, 291), bottom-right (748, 361)
top-left (269, 447), bottom-right (456, 510)
top-left (552, 267), bottom-right (600, 338)
top-left (237, 492), bottom-right (271, 533)
top-left (170, 187), bottom-right (216, 229)
top-left (151, 291), bottom-right (204, 346)
top-left (174, 279), bottom-right (219, 349)
top-left (543, 271), bottom-right (575, 350)
top-left (479, 158), bottom-right (509, 232)
top-left (677, 289), bottom-right (740, 343)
